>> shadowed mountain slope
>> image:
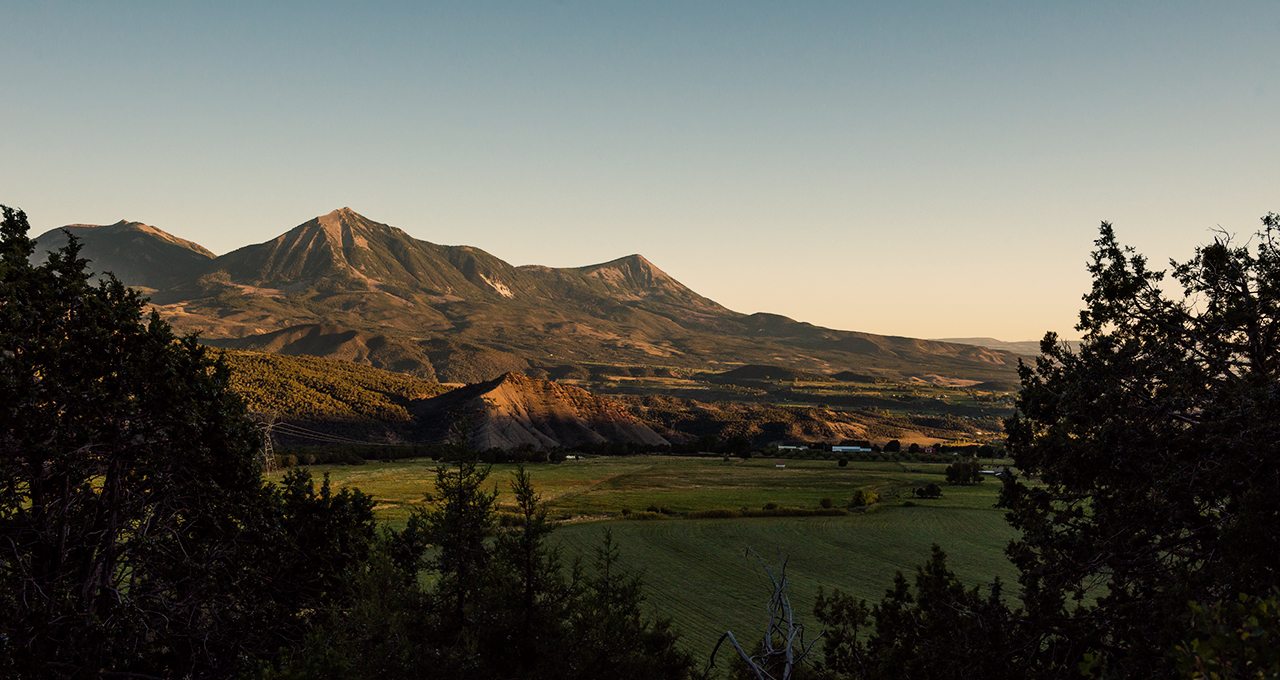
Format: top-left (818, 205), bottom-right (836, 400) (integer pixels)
top-left (32, 220), bottom-right (214, 288)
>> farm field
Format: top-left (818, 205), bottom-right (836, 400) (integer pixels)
top-left (286, 455), bottom-right (1004, 523)
top-left (555, 504), bottom-right (1016, 661)
top-left (281, 455), bottom-right (1017, 658)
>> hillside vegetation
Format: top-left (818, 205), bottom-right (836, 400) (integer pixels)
top-left (219, 349), bottom-right (447, 424)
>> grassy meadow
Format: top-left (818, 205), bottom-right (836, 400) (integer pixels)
top-left (281, 455), bottom-right (1017, 658)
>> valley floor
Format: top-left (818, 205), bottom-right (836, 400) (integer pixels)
top-left (281, 455), bottom-right (1017, 659)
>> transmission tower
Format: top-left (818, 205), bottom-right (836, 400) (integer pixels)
top-left (250, 412), bottom-right (278, 473)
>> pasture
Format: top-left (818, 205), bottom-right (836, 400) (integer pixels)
top-left (282, 455), bottom-right (1017, 658)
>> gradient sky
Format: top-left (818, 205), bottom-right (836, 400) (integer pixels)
top-left (3, 1), bottom-right (1278, 340)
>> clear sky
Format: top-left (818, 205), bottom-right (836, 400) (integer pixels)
top-left (3, 2), bottom-right (1277, 340)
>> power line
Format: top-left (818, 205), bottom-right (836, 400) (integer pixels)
top-left (271, 421), bottom-right (400, 447)
top-left (272, 422), bottom-right (372, 443)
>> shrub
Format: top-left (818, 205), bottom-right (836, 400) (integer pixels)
top-left (849, 489), bottom-right (879, 508)
top-left (820, 497), bottom-right (834, 509)
top-left (838, 458), bottom-right (849, 467)
top-left (763, 502), bottom-right (780, 511)
top-left (914, 483), bottom-right (943, 499)
top-left (740, 507), bottom-right (845, 518)
top-left (945, 459), bottom-right (983, 485)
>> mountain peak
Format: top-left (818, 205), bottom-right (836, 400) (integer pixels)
top-left (281, 208), bottom-right (412, 248)
top-left (213, 208), bottom-right (473, 291)
top-left (30, 219), bottom-right (214, 287)
top-left (577, 253), bottom-right (674, 287)
top-left (493, 370), bottom-right (532, 386)
top-left (571, 253), bottom-right (719, 308)
top-left (312, 207), bottom-right (371, 235)
top-left (320, 206), bottom-right (361, 220)
top-left (42, 220), bottom-right (215, 259)
top-left (608, 253), bottom-right (656, 268)
top-left (620, 253), bottom-right (652, 265)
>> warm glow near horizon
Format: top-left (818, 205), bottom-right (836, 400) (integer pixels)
top-left (3, 2), bottom-right (1277, 340)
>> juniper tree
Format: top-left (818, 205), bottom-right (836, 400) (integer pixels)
top-left (0, 206), bottom-right (376, 678)
top-left (1002, 215), bottom-right (1280, 676)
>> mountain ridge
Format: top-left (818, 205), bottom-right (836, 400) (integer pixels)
top-left (34, 208), bottom-right (1022, 384)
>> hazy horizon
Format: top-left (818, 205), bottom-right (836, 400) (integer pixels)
top-left (4, 1), bottom-right (1277, 340)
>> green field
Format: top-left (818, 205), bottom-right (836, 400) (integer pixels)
top-left (282, 456), bottom-right (1017, 659)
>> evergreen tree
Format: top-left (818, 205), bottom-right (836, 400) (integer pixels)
top-left (944, 459), bottom-right (982, 485)
top-left (813, 546), bottom-right (1016, 680)
top-left (0, 206), bottom-right (378, 678)
top-left (415, 459), bottom-right (497, 629)
top-left (486, 465), bottom-right (571, 678)
top-left (265, 541), bottom-right (427, 680)
top-left (0, 206), bottom-right (265, 676)
top-left (566, 530), bottom-right (693, 679)
top-left (1002, 216), bottom-right (1280, 676)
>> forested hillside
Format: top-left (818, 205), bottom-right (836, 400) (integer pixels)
top-left (219, 349), bottom-right (448, 425)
